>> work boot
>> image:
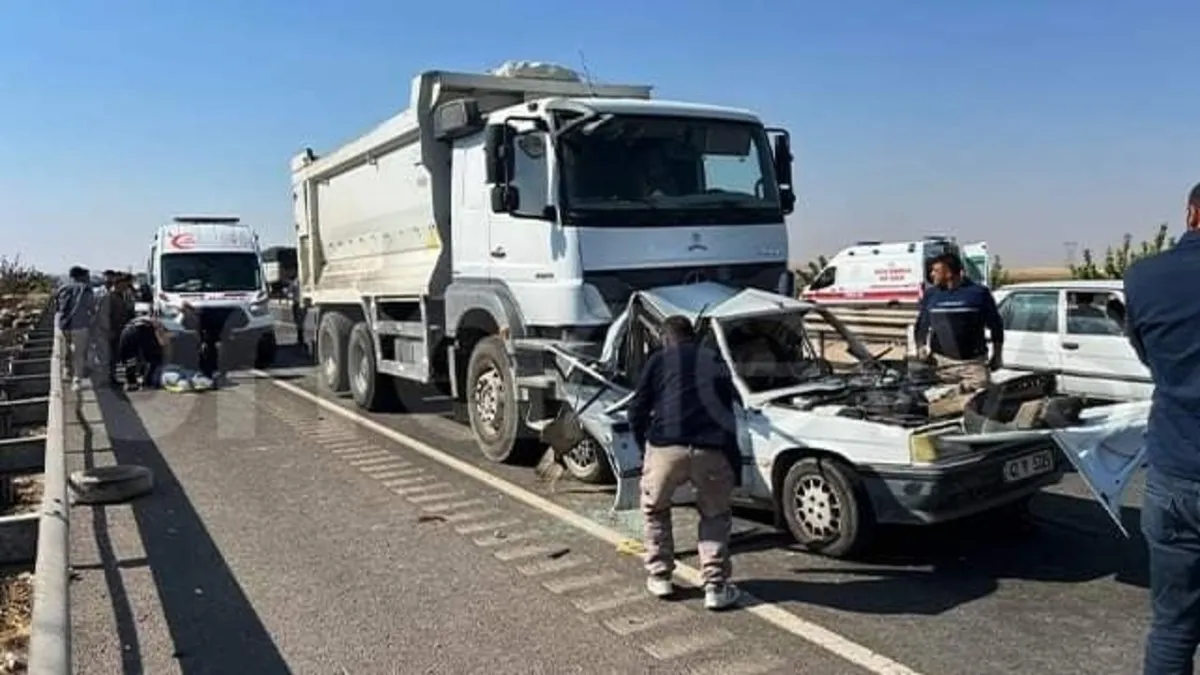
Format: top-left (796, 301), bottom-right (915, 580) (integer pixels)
top-left (703, 582), bottom-right (741, 611)
top-left (646, 574), bottom-right (674, 599)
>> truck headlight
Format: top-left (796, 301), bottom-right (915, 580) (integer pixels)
top-left (249, 299), bottom-right (270, 316)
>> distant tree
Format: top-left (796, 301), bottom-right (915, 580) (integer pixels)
top-left (795, 254), bottom-right (829, 285)
top-left (0, 256), bottom-right (53, 297)
top-left (1070, 223), bottom-right (1174, 280)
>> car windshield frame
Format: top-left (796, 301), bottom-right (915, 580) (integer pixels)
top-left (554, 113), bottom-right (784, 227)
top-left (160, 252), bottom-right (263, 293)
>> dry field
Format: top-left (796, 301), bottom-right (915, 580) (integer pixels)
top-left (1006, 266), bottom-right (1072, 283)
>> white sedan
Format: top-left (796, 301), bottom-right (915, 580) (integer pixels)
top-left (992, 280), bottom-right (1151, 402)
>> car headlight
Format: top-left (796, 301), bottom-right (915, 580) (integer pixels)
top-left (908, 432), bottom-right (971, 464)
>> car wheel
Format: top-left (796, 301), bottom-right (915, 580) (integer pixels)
top-left (780, 457), bottom-right (873, 558)
top-left (562, 435), bottom-right (614, 484)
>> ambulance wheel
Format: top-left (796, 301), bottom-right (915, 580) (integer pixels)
top-left (255, 332), bottom-right (277, 368)
top-left (317, 312), bottom-right (353, 395)
top-left (780, 456), bottom-right (873, 558)
top-left (347, 322), bottom-right (401, 412)
top-left (466, 336), bottom-right (534, 463)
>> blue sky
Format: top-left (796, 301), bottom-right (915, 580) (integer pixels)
top-left (2, 0), bottom-right (1197, 274)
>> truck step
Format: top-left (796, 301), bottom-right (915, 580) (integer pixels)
top-left (516, 374), bottom-right (556, 390)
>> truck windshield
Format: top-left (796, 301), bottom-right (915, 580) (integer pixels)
top-left (557, 114), bottom-right (782, 226)
top-left (161, 252), bottom-right (262, 293)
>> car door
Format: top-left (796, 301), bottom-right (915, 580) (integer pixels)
top-left (997, 289), bottom-right (1063, 374)
top-left (1059, 290), bottom-right (1152, 401)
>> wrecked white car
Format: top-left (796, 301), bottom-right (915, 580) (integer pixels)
top-left (534, 282), bottom-right (1149, 558)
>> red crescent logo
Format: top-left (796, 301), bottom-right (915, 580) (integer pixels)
top-left (170, 233), bottom-right (196, 249)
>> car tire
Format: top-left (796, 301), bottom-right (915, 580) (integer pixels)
top-left (255, 331), bottom-right (277, 369)
top-left (70, 465), bottom-right (154, 505)
top-left (780, 456), bottom-right (874, 558)
top-left (346, 322), bottom-right (402, 412)
top-left (562, 435), bottom-right (615, 485)
top-left (317, 312), bottom-right (354, 395)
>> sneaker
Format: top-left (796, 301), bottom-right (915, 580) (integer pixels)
top-left (703, 583), bottom-right (741, 611)
top-left (646, 574), bottom-right (674, 598)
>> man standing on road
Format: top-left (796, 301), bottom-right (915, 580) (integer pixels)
top-left (1125, 182), bottom-right (1200, 674)
top-left (627, 315), bottom-right (741, 611)
top-left (96, 273), bottom-right (133, 387)
top-left (914, 252), bottom-right (1005, 393)
top-left (54, 266), bottom-right (95, 392)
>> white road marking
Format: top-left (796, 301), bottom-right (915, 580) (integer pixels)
top-left (516, 554), bottom-right (591, 577)
top-left (259, 371), bottom-right (928, 675)
top-left (372, 468), bottom-right (423, 480)
top-left (542, 571), bottom-right (622, 595)
top-left (474, 530), bottom-right (541, 547)
top-left (602, 606), bottom-right (692, 636)
top-left (493, 543), bottom-right (569, 562)
top-left (407, 491), bottom-right (466, 505)
top-left (571, 586), bottom-right (647, 613)
top-left (442, 508), bottom-right (502, 523)
top-left (349, 455), bottom-right (400, 467)
top-left (454, 518), bottom-right (522, 535)
top-left (391, 483), bottom-right (454, 496)
top-left (688, 655), bottom-right (789, 675)
top-left (643, 629), bottom-right (734, 660)
top-left (423, 498), bottom-right (488, 513)
top-left (382, 475), bottom-right (432, 488)
top-left (360, 462), bottom-right (411, 473)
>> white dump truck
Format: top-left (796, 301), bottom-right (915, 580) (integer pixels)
top-left (292, 60), bottom-right (796, 464)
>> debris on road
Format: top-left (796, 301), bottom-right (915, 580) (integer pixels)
top-left (0, 571), bottom-right (31, 674)
top-left (0, 476), bottom-right (42, 517)
top-left (416, 514), bottom-right (447, 524)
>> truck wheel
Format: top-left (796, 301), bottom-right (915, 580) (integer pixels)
top-left (563, 435), bottom-right (614, 484)
top-left (466, 336), bottom-right (528, 463)
top-left (317, 312), bottom-right (353, 395)
top-left (347, 322), bottom-right (401, 412)
top-left (780, 457), bottom-right (874, 558)
top-left (255, 331), bottom-right (277, 368)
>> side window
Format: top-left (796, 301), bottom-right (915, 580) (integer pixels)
top-left (999, 291), bottom-right (1059, 333)
top-left (808, 266), bottom-right (837, 291)
top-left (1066, 291), bottom-right (1126, 336)
top-left (512, 132), bottom-right (549, 217)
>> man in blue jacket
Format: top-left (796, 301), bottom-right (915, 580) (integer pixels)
top-left (1125, 182), bottom-right (1200, 674)
top-left (54, 266), bottom-right (95, 392)
top-left (627, 315), bottom-right (741, 611)
top-left (914, 252), bottom-right (1005, 394)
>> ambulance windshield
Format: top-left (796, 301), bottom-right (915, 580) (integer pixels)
top-left (161, 252), bottom-right (262, 293)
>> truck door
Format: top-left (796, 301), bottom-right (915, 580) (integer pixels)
top-left (451, 138), bottom-right (494, 280)
top-left (487, 130), bottom-right (559, 298)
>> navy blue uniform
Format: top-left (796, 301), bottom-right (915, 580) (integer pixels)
top-left (1124, 230), bottom-right (1200, 480)
top-left (914, 279), bottom-right (1004, 360)
top-left (627, 341), bottom-right (741, 484)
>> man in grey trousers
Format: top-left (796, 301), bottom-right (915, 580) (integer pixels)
top-left (54, 266), bottom-right (95, 392)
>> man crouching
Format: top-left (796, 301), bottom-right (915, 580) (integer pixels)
top-left (118, 313), bottom-right (171, 391)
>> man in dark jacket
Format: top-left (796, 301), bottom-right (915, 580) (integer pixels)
top-left (97, 274), bottom-right (133, 386)
top-left (1126, 182), bottom-right (1200, 674)
top-left (627, 314), bottom-right (741, 611)
top-left (118, 313), bottom-right (169, 391)
top-left (54, 266), bottom-right (95, 392)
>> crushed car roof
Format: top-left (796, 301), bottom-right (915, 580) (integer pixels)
top-left (633, 282), bottom-right (815, 322)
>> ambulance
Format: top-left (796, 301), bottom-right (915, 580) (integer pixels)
top-left (800, 237), bottom-right (990, 306)
top-left (144, 216), bottom-right (277, 368)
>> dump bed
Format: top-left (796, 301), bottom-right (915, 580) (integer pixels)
top-left (291, 61), bottom-right (653, 304)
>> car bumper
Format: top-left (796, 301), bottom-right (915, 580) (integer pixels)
top-left (859, 440), bottom-right (1066, 525)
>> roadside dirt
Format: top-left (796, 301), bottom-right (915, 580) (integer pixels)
top-left (0, 477), bottom-right (43, 518)
top-left (0, 571), bottom-right (31, 674)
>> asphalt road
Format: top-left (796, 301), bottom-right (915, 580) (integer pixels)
top-left (66, 356), bottom-right (866, 673)
top-left (268, 313), bottom-right (1156, 675)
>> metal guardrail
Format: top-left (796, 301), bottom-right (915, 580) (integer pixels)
top-left (0, 303), bottom-right (70, 674)
top-left (803, 305), bottom-right (918, 359)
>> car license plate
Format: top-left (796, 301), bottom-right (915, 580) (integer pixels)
top-left (1003, 449), bottom-right (1054, 483)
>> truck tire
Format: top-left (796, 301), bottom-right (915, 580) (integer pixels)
top-left (347, 322), bottom-right (401, 412)
top-left (466, 336), bottom-right (531, 463)
top-left (255, 331), bottom-right (277, 369)
top-left (317, 312), bottom-right (354, 395)
top-left (563, 435), bottom-right (615, 484)
top-left (780, 457), bottom-right (874, 558)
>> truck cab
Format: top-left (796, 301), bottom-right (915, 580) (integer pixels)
top-left (292, 61), bottom-right (796, 464)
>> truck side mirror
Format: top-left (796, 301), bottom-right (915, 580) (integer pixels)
top-left (772, 132), bottom-right (797, 215)
top-left (490, 185), bottom-right (520, 213)
top-left (484, 124), bottom-right (515, 186)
